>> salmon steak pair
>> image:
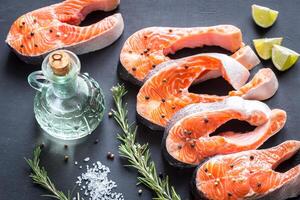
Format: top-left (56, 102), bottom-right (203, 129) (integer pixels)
top-left (136, 55), bottom-right (278, 130)
top-left (6, 0), bottom-right (124, 63)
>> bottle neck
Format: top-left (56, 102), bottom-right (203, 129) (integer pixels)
top-left (42, 50), bottom-right (81, 99)
top-left (52, 76), bottom-right (78, 99)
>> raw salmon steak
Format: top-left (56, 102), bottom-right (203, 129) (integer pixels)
top-left (119, 25), bottom-right (253, 85)
top-left (162, 97), bottom-right (286, 167)
top-left (136, 52), bottom-right (278, 130)
top-left (193, 140), bottom-right (300, 200)
top-left (6, 0), bottom-right (124, 64)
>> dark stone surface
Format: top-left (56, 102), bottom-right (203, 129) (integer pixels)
top-left (0, 0), bottom-right (299, 199)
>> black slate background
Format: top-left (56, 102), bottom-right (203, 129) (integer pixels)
top-left (0, 0), bottom-right (300, 199)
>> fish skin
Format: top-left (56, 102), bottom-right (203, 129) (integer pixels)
top-left (162, 97), bottom-right (286, 167)
top-left (191, 156), bottom-right (216, 199)
top-left (231, 45), bottom-right (261, 70)
top-left (193, 140), bottom-right (300, 200)
top-left (194, 46), bottom-right (260, 84)
top-left (120, 25), bottom-right (245, 84)
top-left (229, 68), bottom-right (279, 101)
top-left (6, 0), bottom-right (124, 64)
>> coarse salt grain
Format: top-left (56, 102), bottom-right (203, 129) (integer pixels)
top-left (83, 157), bottom-right (90, 162)
top-left (76, 161), bottom-right (124, 200)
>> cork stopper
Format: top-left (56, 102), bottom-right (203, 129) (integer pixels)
top-left (49, 50), bottom-right (71, 76)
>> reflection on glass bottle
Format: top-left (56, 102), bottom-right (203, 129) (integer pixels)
top-left (28, 50), bottom-right (105, 140)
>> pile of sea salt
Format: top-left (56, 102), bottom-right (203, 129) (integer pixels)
top-left (76, 161), bottom-right (124, 200)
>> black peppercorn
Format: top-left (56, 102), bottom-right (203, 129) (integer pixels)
top-left (107, 152), bottom-right (115, 160)
top-left (184, 130), bottom-right (192, 135)
top-left (257, 183), bottom-right (261, 187)
top-left (110, 154), bottom-right (115, 160)
top-left (158, 172), bottom-right (164, 179)
top-left (190, 142), bottom-right (195, 148)
top-left (138, 189), bottom-right (143, 195)
top-left (204, 118), bottom-right (209, 123)
top-left (40, 143), bottom-right (45, 149)
top-left (64, 155), bottom-right (69, 162)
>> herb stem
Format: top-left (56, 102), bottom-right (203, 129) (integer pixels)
top-left (111, 84), bottom-right (181, 200)
top-left (25, 147), bottom-right (78, 200)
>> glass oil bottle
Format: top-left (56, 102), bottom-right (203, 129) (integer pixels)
top-left (28, 50), bottom-right (105, 140)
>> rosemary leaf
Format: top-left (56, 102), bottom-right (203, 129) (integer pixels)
top-left (25, 147), bottom-right (77, 200)
top-left (111, 84), bottom-right (181, 200)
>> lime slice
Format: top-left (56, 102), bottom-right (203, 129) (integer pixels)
top-left (253, 37), bottom-right (283, 60)
top-left (272, 45), bottom-right (299, 71)
top-left (252, 4), bottom-right (279, 28)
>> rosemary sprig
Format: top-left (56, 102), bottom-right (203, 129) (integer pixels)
top-left (25, 147), bottom-right (76, 200)
top-left (111, 84), bottom-right (181, 200)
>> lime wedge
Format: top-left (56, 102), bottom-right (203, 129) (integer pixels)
top-left (252, 4), bottom-right (279, 28)
top-left (272, 45), bottom-right (299, 71)
top-left (253, 37), bottom-right (283, 60)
